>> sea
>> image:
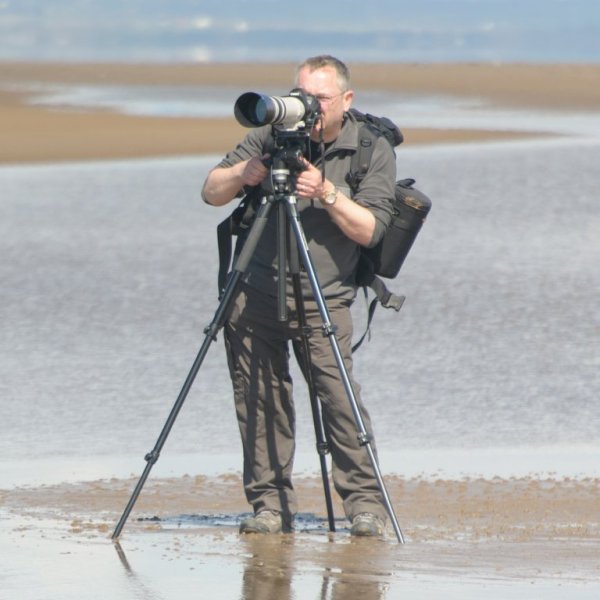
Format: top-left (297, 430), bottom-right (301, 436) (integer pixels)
top-left (1, 80), bottom-right (599, 488)
top-left (1, 0), bottom-right (600, 64)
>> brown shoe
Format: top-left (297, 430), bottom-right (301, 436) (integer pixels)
top-left (239, 510), bottom-right (284, 534)
top-left (350, 513), bottom-right (385, 537)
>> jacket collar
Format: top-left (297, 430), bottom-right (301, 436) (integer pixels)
top-left (324, 111), bottom-right (360, 155)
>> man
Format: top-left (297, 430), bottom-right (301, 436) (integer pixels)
top-left (202, 55), bottom-right (396, 536)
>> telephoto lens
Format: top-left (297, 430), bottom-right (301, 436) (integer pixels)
top-left (234, 90), bottom-right (319, 130)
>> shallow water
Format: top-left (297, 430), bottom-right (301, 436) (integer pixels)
top-left (1, 132), bottom-right (599, 486)
top-left (2, 516), bottom-right (599, 600)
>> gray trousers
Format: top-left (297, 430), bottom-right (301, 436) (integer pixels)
top-left (223, 282), bottom-right (386, 524)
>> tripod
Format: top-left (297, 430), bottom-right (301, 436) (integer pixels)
top-left (112, 142), bottom-right (405, 544)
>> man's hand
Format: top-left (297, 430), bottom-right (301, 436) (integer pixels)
top-left (241, 155), bottom-right (271, 187)
top-left (202, 154), bottom-right (270, 206)
top-left (295, 158), bottom-right (328, 201)
top-left (295, 158), bottom-right (376, 246)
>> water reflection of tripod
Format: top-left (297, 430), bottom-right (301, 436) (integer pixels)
top-left (112, 135), bottom-right (405, 544)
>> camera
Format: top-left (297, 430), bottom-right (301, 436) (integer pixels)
top-left (234, 89), bottom-right (320, 131)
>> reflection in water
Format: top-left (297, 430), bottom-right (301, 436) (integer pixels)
top-left (240, 537), bottom-right (294, 600)
top-left (239, 536), bottom-right (390, 600)
top-left (113, 534), bottom-right (392, 600)
top-left (319, 538), bottom-right (391, 600)
top-left (113, 541), bottom-right (166, 600)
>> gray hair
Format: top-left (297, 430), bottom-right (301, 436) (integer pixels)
top-left (295, 55), bottom-right (351, 92)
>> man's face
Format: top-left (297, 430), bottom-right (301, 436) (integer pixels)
top-left (296, 66), bottom-right (353, 142)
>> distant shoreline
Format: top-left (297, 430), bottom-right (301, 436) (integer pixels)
top-left (1, 61), bottom-right (599, 164)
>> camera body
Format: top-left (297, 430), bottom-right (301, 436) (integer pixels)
top-left (234, 89), bottom-right (321, 132)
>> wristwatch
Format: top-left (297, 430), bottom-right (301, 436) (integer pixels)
top-left (323, 186), bottom-right (338, 206)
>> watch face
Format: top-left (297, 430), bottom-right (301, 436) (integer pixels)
top-left (325, 189), bottom-right (337, 204)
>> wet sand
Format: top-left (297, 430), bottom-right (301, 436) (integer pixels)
top-left (3, 61), bottom-right (598, 163)
top-left (5, 473), bottom-right (600, 543)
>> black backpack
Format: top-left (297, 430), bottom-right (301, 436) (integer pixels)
top-left (346, 109), bottom-right (432, 350)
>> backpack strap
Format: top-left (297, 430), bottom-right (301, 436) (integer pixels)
top-left (346, 122), bottom-right (377, 193)
top-left (216, 216), bottom-right (234, 294)
top-left (351, 264), bottom-right (405, 353)
top-left (346, 108), bottom-right (403, 194)
top-left (216, 188), bottom-right (260, 294)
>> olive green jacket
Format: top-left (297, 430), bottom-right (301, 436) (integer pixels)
top-left (206, 111), bottom-right (396, 298)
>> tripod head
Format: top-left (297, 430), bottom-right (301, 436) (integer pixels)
top-left (264, 128), bottom-right (311, 196)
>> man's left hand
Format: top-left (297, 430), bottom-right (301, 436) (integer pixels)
top-left (295, 158), bottom-right (328, 201)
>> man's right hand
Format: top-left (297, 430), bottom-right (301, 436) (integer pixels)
top-left (202, 154), bottom-right (270, 206)
top-left (240, 154), bottom-right (270, 187)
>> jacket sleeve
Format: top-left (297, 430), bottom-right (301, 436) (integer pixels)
top-left (217, 126), bottom-right (272, 169)
top-left (353, 136), bottom-right (396, 248)
top-left (202, 126), bottom-right (273, 201)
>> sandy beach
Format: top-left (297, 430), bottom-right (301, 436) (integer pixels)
top-left (2, 62), bottom-right (599, 163)
top-left (2, 61), bottom-right (600, 597)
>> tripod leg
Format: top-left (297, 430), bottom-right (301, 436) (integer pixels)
top-left (285, 208), bottom-right (336, 531)
top-left (112, 198), bottom-right (275, 540)
top-left (112, 277), bottom-right (238, 539)
top-left (289, 274), bottom-right (336, 532)
top-left (285, 199), bottom-right (405, 544)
